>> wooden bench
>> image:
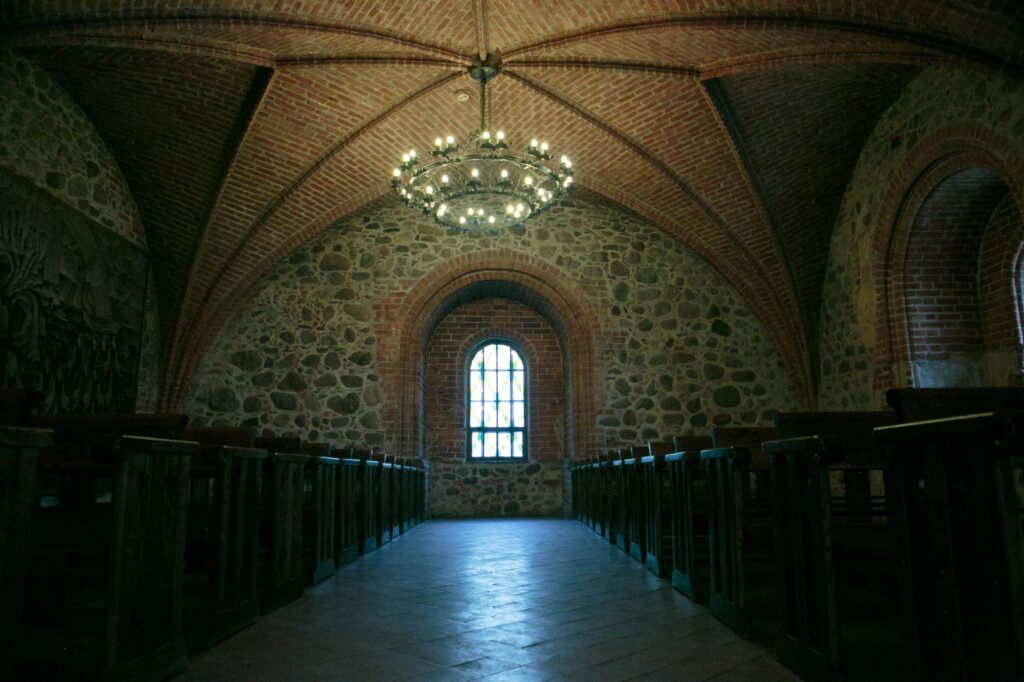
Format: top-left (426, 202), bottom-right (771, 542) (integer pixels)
top-left (21, 415), bottom-right (193, 679)
top-left (0, 426), bottom-right (50, 671)
top-left (335, 453), bottom-right (362, 566)
top-left (639, 441), bottom-right (678, 578)
top-left (886, 387), bottom-right (1024, 422)
top-left (764, 411), bottom-right (904, 681)
top-left (388, 454), bottom-right (403, 539)
top-left (598, 452), bottom-right (617, 541)
top-left (875, 411), bottom-right (1024, 681)
top-left (396, 456), bottom-right (413, 534)
top-left (348, 449), bottom-right (380, 554)
top-left (263, 449), bottom-right (306, 613)
top-left (610, 449), bottom-right (632, 553)
top-left (372, 453), bottom-right (392, 547)
top-left (407, 458), bottom-right (426, 526)
top-left (665, 435), bottom-right (714, 600)
top-left (298, 441), bottom-right (360, 568)
top-left (184, 426), bottom-right (266, 650)
top-left (702, 426), bottom-right (777, 639)
top-left (624, 445), bottom-right (649, 564)
top-left (257, 437), bottom-right (336, 586)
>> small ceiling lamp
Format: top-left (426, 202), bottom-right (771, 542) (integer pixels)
top-left (391, 53), bottom-right (573, 231)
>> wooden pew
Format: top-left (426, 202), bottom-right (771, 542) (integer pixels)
top-left (398, 457), bottom-right (414, 534)
top-left (583, 456), bottom-right (599, 533)
top-left (639, 441), bottom-right (678, 578)
top-left (21, 415), bottom-right (193, 680)
top-left (624, 445), bottom-right (649, 564)
top-left (665, 435), bottom-right (714, 601)
top-left (764, 411), bottom-right (904, 681)
top-left (335, 453), bottom-right (361, 566)
top-left (598, 452), bottom-right (616, 541)
top-left (702, 426), bottom-right (777, 639)
top-left (348, 449), bottom-right (380, 554)
top-left (261, 446), bottom-right (306, 613)
top-left (373, 453), bottom-right (395, 545)
top-left (298, 441), bottom-right (359, 568)
top-left (610, 449), bottom-right (632, 552)
top-left (184, 426), bottom-right (266, 650)
top-left (389, 455), bottom-right (403, 538)
top-left (0, 426), bottom-right (50, 671)
top-left (407, 457), bottom-right (426, 526)
top-left (258, 437), bottom-right (336, 586)
top-left (886, 387), bottom-right (1024, 422)
top-left (875, 411), bottom-right (1024, 681)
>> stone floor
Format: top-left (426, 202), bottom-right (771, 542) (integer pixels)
top-left (178, 518), bottom-right (798, 681)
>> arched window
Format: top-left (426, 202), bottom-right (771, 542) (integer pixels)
top-left (467, 341), bottom-right (526, 459)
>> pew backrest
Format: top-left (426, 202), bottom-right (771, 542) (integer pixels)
top-left (672, 435), bottom-right (713, 453)
top-left (886, 387), bottom-right (1024, 422)
top-left (773, 411), bottom-right (895, 464)
top-left (185, 426), bottom-right (256, 449)
top-left (255, 436), bottom-right (302, 453)
top-left (709, 427), bottom-right (775, 466)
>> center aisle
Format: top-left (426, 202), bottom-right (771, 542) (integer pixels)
top-left (179, 519), bottom-right (796, 681)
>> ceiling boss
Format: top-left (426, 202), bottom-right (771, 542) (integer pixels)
top-left (391, 53), bottom-right (573, 232)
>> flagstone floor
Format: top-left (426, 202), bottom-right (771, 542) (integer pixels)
top-left (178, 518), bottom-right (796, 681)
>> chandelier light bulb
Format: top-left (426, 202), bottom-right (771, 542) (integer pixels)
top-left (488, 215), bottom-right (495, 224)
top-left (477, 208), bottom-right (484, 216)
top-left (482, 131), bottom-right (491, 139)
top-left (500, 169), bottom-right (509, 179)
top-left (517, 203), bottom-right (524, 212)
top-left (471, 168), bottom-right (479, 178)
top-left (530, 139), bottom-right (538, 148)
top-left (496, 131), bottom-right (505, 140)
top-left (435, 137), bottom-right (443, 147)
top-left (401, 153), bottom-right (410, 163)
top-left (541, 142), bottom-right (549, 152)
top-left (506, 205), bottom-right (514, 214)
top-left (426, 185), bottom-right (434, 194)
top-left (409, 149), bottom-right (417, 158)
top-left (446, 135), bottom-right (455, 145)
top-left (459, 216), bottom-right (466, 224)
top-left (393, 168), bottom-right (401, 177)
top-left (524, 176), bottom-right (533, 186)
top-left (467, 207), bottom-right (474, 216)
top-left (441, 174), bottom-right (450, 184)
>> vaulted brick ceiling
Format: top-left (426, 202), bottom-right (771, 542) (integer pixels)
top-left (2, 1), bottom-right (1022, 407)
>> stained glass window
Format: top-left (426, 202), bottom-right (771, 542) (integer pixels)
top-left (468, 341), bottom-right (525, 459)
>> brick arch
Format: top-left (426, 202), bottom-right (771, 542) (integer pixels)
top-left (377, 250), bottom-right (601, 460)
top-left (872, 126), bottom-right (1024, 390)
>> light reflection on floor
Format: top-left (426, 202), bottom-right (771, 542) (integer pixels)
top-left (178, 518), bottom-right (795, 681)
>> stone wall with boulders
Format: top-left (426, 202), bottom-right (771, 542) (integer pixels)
top-left (185, 195), bottom-right (800, 514)
top-left (818, 67), bottom-right (1024, 409)
top-left (0, 49), bottom-right (144, 248)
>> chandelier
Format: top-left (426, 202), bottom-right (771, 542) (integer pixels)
top-left (391, 54), bottom-right (573, 231)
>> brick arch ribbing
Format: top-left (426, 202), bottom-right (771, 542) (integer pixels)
top-left (376, 251), bottom-right (601, 460)
top-left (871, 126), bottom-right (1024, 391)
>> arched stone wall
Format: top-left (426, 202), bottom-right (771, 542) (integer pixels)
top-left (818, 66), bottom-right (1024, 408)
top-left (380, 252), bottom-right (600, 462)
